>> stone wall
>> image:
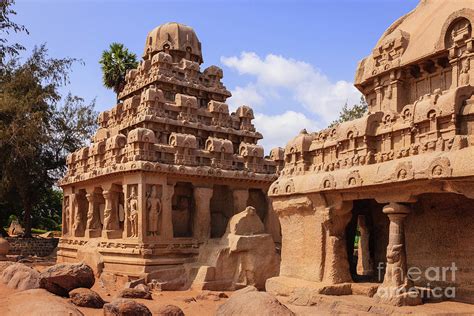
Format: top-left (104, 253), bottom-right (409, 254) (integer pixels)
top-left (406, 193), bottom-right (474, 291)
top-left (6, 237), bottom-right (58, 257)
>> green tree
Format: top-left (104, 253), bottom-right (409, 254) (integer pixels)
top-left (0, 0), bottom-right (28, 66)
top-left (99, 43), bottom-right (138, 101)
top-left (0, 45), bottom-right (97, 237)
top-left (329, 96), bottom-right (368, 128)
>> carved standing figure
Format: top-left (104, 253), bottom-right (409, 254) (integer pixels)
top-left (460, 58), bottom-right (470, 86)
top-left (72, 194), bottom-right (84, 236)
top-left (127, 187), bottom-right (139, 237)
top-left (146, 186), bottom-right (161, 234)
top-left (63, 198), bottom-right (70, 235)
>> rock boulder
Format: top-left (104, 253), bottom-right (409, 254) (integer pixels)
top-left (103, 298), bottom-right (152, 316)
top-left (155, 304), bottom-right (185, 316)
top-left (69, 287), bottom-right (105, 308)
top-left (39, 262), bottom-right (95, 297)
top-left (216, 290), bottom-right (294, 316)
top-left (117, 287), bottom-right (152, 300)
top-left (0, 288), bottom-right (83, 316)
top-left (1, 262), bottom-right (41, 291)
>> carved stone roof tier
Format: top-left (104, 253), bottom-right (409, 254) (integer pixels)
top-left (271, 1), bottom-right (474, 200)
top-left (62, 22), bottom-right (279, 187)
top-left (144, 22), bottom-right (203, 63)
top-left (355, 0), bottom-right (474, 88)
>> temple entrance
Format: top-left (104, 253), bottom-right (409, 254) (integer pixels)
top-left (247, 189), bottom-right (268, 222)
top-left (210, 185), bottom-right (234, 238)
top-left (172, 182), bottom-right (195, 237)
top-left (346, 199), bottom-right (389, 283)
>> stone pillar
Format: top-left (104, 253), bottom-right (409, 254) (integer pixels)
top-left (62, 194), bottom-right (71, 237)
top-left (374, 202), bottom-right (421, 306)
top-left (122, 184), bottom-right (129, 239)
top-left (374, 84), bottom-right (383, 112)
top-left (264, 194), bottom-right (281, 244)
top-left (161, 183), bottom-right (175, 239)
top-left (72, 192), bottom-right (85, 237)
top-left (321, 200), bottom-right (353, 284)
top-left (356, 215), bottom-right (373, 276)
top-left (193, 186), bottom-right (213, 241)
top-left (233, 189), bottom-right (249, 214)
top-left (102, 186), bottom-right (121, 239)
top-left (137, 179), bottom-right (146, 243)
top-left (85, 189), bottom-right (101, 238)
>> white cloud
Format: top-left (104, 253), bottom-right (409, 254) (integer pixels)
top-left (221, 52), bottom-right (361, 124)
top-left (226, 83), bottom-right (264, 112)
top-left (254, 111), bottom-right (319, 152)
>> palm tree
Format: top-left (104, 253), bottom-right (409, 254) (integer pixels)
top-left (99, 43), bottom-right (138, 101)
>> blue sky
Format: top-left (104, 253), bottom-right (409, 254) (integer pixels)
top-left (10, 0), bottom-right (419, 151)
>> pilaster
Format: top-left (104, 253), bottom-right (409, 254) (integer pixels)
top-left (193, 186), bottom-right (214, 241)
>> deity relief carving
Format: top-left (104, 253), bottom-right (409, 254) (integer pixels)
top-left (427, 157), bottom-right (452, 179)
top-left (384, 243), bottom-right (405, 286)
top-left (345, 170), bottom-right (363, 187)
top-left (459, 58), bottom-right (470, 86)
top-left (63, 196), bottom-right (70, 236)
top-left (390, 162), bottom-right (414, 182)
top-left (320, 174), bottom-right (336, 190)
top-left (146, 185), bottom-right (162, 235)
top-left (72, 193), bottom-right (85, 237)
top-left (127, 186), bottom-right (139, 238)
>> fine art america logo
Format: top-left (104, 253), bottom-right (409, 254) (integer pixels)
top-left (377, 262), bottom-right (458, 299)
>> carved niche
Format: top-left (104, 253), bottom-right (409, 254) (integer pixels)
top-left (427, 157), bottom-right (453, 179)
top-left (126, 185), bottom-right (139, 238)
top-left (320, 174), bottom-right (336, 190)
top-left (146, 184), bottom-right (162, 236)
top-left (390, 161), bottom-right (414, 182)
top-left (346, 170), bottom-right (363, 187)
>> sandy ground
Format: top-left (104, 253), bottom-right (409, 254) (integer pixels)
top-left (0, 276), bottom-right (228, 316)
top-left (0, 256), bottom-right (228, 316)
top-left (1, 257), bottom-right (474, 315)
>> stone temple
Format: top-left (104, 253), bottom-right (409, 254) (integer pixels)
top-left (57, 22), bottom-right (281, 284)
top-left (57, 0), bottom-right (474, 308)
top-left (267, 0), bottom-right (474, 306)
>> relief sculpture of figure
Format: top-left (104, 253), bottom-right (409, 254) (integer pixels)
top-left (127, 187), bottom-right (139, 237)
top-left (63, 199), bottom-right (70, 235)
top-left (460, 58), bottom-right (470, 86)
top-left (146, 185), bottom-right (161, 235)
top-left (72, 196), bottom-right (84, 236)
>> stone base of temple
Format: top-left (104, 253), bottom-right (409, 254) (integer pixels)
top-left (57, 237), bottom-right (200, 280)
top-left (85, 229), bottom-right (101, 238)
top-left (266, 276), bottom-right (353, 297)
top-left (102, 230), bottom-right (122, 239)
top-left (374, 292), bottom-right (423, 307)
top-left (374, 286), bottom-right (423, 306)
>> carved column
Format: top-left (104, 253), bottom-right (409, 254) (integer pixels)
top-left (85, 189), bottom-right (101, 238)
top-left (137, 180), bottom-right (146, 243)
top-left (374, 84), bottom-right (383, 112)
top-left (264, 193), bottom-right (281, 244)
top-left (356, 215), bottom-right (373, 276)
top-left (193, 186), bottom-right (213, 241)
top-left (233, 189), bottom-right (249, 214)
top-left (122, 184), bottom-right (129, 239)
top-left (102, 186), bottom-right (121, 239)
top-left (72, 192), bottom-right (86, 237)
top-left (62, 194), bottom-right (71, 237)
top-left (374, 202), bottom-right (421, 306)
top-left (320, 200), bottom-right (353, 284)
top-left (161, 183), bottom-right (175, 239)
